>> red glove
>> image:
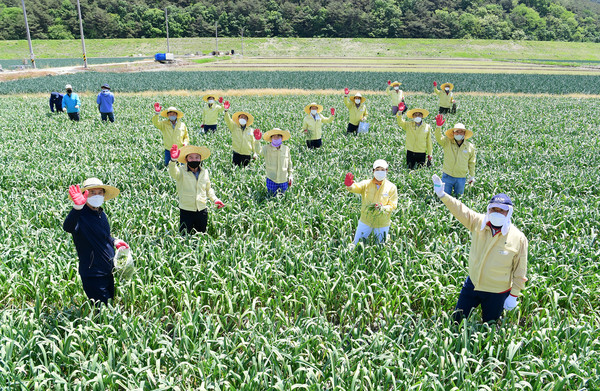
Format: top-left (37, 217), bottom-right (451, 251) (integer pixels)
top-left (200, 124), bottom-right (204, 128)
top-left (344, 173), bottom-right (354, 187)
top-left (344, 88), bottom-right (349, 95)
top-left (435, 114), bottom-right (445, 127)
top-left (215, 200), bottom-right (225, 209)
top-left (154, 102), bottom-right (162, 113)
top-left (69, 185), bottom-right (88, 206)
top-left (218, 97), bottom-right (223, 103)
top-left (223, 101), bottom-right (230, 110)
top-left (288, 178), bottom-right (292, 187)
top-left (427, 155), bottom-right (433, 162)
top-left (253, 128), bottom-right (262, 140)
top-left (330, 107), bottom-right (335, 116)
top-left (170, 144), bottom-right (180, 160)
top-left (398, 102), bottom-right (406, 112)
top-left (387, 80), bottom-right (391, 85)
top-left (114, 239), bottom-right (129, 250)
top-left (433, 81), bottom-right (437, 87)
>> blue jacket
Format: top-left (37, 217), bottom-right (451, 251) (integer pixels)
top-left (96, 91), bottom-right (114, 113)
top-left (49, 92), bottom-right (64, 112)
top-left (63, 205), bottom-right (115, 277)
top-left (62, 93), bottom-right (81, 113)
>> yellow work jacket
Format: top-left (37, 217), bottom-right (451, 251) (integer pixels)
top-left (168, 162), bottom-right (217, 212)
top-left (259, 144), bottom-right (293, 183)
top-left (434, 126), bottom-right (476, 178)
top-left (348, 178), bottom-right (398, 228)
top-left (344, 97), bottom-right (368, 125)
top-left (224, 112), bottom-right (259, 156)
top-left (386, 86), bottom-right (404, 106)
top-left (396, 116), bottom-right (433, 155)
top-left (152, 115), bottom-right (189, 150)
top-left (202, 104), bottom-right (224, 125)
top-left (434, 88), bottom-right (454, 108)
top-left (302, 114), bottom-right (333, 141)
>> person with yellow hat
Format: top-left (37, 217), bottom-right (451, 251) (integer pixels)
top-left (253, 128), bottom-right (293, 195)
top-left (152, 103), bottom-right (190, 166)
top-left (396, 104), bottom-right (433, 169)
top-left (434, 115), bottom-right (476, 197)
top-left (385, 80), bottom-right (407, 116)
top-left (200, 94), bottom-right (225, 133)
top-left (223, 102), bottom-right (260, 167)
top-left (343, 88), bottom-right (368, 134)
top-left (63, 178), bottom-right (129, 305)
top-left (344, 159), bottom-right (398, 246)
top-left (168, 144), bottom-right (225, 234)
top-left (302, 102), bottom-right (335, 149)
top-left (433, 81), bottom-right (456, 114)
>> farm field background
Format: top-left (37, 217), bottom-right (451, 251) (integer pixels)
top-left (0, 81), bottom-right (599, 389)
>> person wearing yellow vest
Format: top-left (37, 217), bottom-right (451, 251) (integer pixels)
top-left (433, 81), bottom-right (456, 114)
top-left (396, 104), bottom-right (433, 169)
top-left (168, 144), bottom-right (225, 234)
top-left (200, 94), bottom-right (225, 133)
top-left (385, 80), bottom-right (407, 116)
top-left (253, 128), bottom-right (293, 196)
top-left (345, 160), bottom-right (398, 247)
top-left (431, 177), bottom-right (528, 323)
top-left (434, 114), bottom-right (476, 197)
top-left (343, 88), bottom-right (368, 134)
top-left (152, 103), bottom-right (189, 166)
top-left (223, 102), bottom-right (259, 167)
top-left (302, 102), bottom-right (335, 149)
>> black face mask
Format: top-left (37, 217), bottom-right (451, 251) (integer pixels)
top-left (187, 161), bottom-right (201, 169)
top-left (66, 90), bottom-right (72, 94)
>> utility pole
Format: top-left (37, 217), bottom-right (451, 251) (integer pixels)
top-left (76, 0), bottom-right (88, 68)
top-left (165, 7), bottom-right (170, 53)
top-left (20, 0), bottom-right (36, 68)
top-left (241, 27), bottom-right (244, 56)
top-left (215, 21), bottom-right (218, 54)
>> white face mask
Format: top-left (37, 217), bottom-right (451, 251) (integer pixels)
top-left (445, 87), bottom-right (450, 92)
top-left (355, 99), bottom-right (361, 104)
top-left (208, 99), bottom-right (214, 104)
top-left (394, 86), bottom-right (399, 91)
top-left (101, 89), bottom-right (109, 94)
top-left (454, 134), bottom-right (464, 141)
top-left (310, 109), bottom-right (317, 115)
top-left (488, 212), bottom-right (506, 227)
top-left (168, 115), bottom-right (177, 122)
top-left (414, 117), bottom-right (422, 123)
top-left (87, 195), bottom-right (104, 208)
top-left (373, 171), bottom-right (387, 181)
top-left (238, 118), bottom-right (247, 126)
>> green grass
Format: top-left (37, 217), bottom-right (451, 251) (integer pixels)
top-left (191, 55), bottom-right (231, 64)
top-left (0, 92), bottom-right (599, 389)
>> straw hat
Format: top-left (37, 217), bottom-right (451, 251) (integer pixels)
top-left (390, 81), bottom-right (401, 87)
top-left (304, 102), bottom-right (323, 114)
top-left (177, 145), bottom-right (211, 164)
top-left (69, 178), bottom-right (119, 201)
top-left (351, 93), bottom-right (366, 104)
top-left (441, 83), bottom-right (454, 91)
top-left (202, 94), bottom-right (217, 102)
top-left (406, 108), bottom-right (429, 119)
top-left (263, 128), bottom-right (291, 142)
top-left (445, 123), bottom-right (473, 140)
top-left (232, 111), bottom-right (254, 126)
top-left (160, 107), bottom-right (184, 119)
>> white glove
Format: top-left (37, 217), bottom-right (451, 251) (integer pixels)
top-left (504, 294), bottom-right (518, 310)
top-left (431, 174), bottom-right (446, 198)
top-left (467, 176), bottom-right (475, 185)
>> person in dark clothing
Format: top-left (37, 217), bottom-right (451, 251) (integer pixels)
top-left (50, 92), bottom-right (64, 113)
top-left (63, 178), bottom-right (129, 305)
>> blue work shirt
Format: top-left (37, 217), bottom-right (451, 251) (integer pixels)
top-left (62, 93), bottom-right (81, 113)
top-left (96, 91), bottom-right (115, 113)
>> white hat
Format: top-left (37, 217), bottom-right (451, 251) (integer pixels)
top-left (373, 159), bottom-right (388, 169)
top-left (65, 84), bottom-right (73, 89)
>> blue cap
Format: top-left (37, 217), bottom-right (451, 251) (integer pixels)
top-left (489, 193), bottom-right (513, 206)
top-left (101, 84), bottom-right (110, 90)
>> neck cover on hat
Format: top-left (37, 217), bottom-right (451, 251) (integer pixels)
top-left (480, 203), bottom-right (513, 236)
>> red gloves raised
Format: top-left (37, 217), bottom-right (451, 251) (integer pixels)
top-left (433, 81), bottom-right (437, 87)
top-left (435, 114), bottom-right (445, 127)
top-left (344, 173), bottom-right (354, 187)
top-left (330, 107), bottom-right (335, 116)
top-left (154, 102), bottom-right (162, 113)
top-left (170, 144), bottom-right (180, 160)
top-left (387, 80), bottom-right (391, 85)
top-left (223, 101), bottom-right (230, 110)
top-left (398, 102), bottom-right (406, 112)
top-left (218, 97), bottom-right (223, 103)
top-left (69, 185), bottom-right (88, 206)
top-left (344, 88), bottom-right (349, 95)
top-left (253, 128), bottom-right (262, 140)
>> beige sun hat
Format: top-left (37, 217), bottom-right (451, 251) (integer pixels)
top-left (441, 83), bottom-right (454, 91)
top-left (160, 107), bottom-right (184, 119)
top-left (177, 145), bottom-right (211, 164)
top-left (232, 111), bottom-right (254, 126)
top-left (373, 159), bottom-right (389, 169)
top-left (304, 102), bottom-right (323, 114)
top-left (445, 123), bottom-right (473, 140)
top-left (406, 108), bottom-right (430, 119)
top-left (351, 93), bottom-right (366, 104)
top-left (262, 128), bottom-right (291, 142)
top-left (390, 81), bottom-right (401, 87)
top-left (69, 178), bottom-right (119, 201)
top-left (202, 94), bottom-right (217, 102)
top-left (65, 84), bottom-right (73, 90)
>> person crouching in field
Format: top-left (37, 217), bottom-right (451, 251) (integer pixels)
top-left (302, 102), bottom-right (335, 149)
top-left (152, 103), bottom-right (189, 166)
top-left (385, 80), bottom-right (407, 116)
top-left (224, 103), bottom-right (260, 167)
top-left (432, 176), bottom-right (528, 324)
top-left (396, 104), bottom-right (433, 169)
top-left (343, 89), bottom-right (368, 134)
top-left (50, 92), bottom-right (64, 113)
top-left (434, 115), bottom-right (476, 198)
top-left (97, 84), bottom-right (115, 123)
top-left (345, 160), bottom-right (398, 247)
top-left (168, 145), bottom-right (225, 234)
top-left (253, 128), bottom-right (294, 196)
top-left (434, 81), bottom-right (456, 114)
top-left (63, 178), bottom-right (129, 305)
top-left (200, 94), bottom-right (224, 133)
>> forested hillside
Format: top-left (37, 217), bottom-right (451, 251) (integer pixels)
top-left (1, 0), bottom-right (600, 42)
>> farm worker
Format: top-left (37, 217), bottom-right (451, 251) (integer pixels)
top-left (96, 84), bottom-right (115, 123)
top-left (396, 104), bottom-right (433, 169)
top-left (343, 89), bottom-right (368, 134)
top-left (385, 80), bottom-right (407, 116)
top-left (345, 159), bottom-right (398, 246)
top-left (152, 104), bottom-right (189, 166)
top-left (63, 178), bottom-right (129, 305)
top-left (253, 128), bottom-right (294, 196)
top-left (49, 92), bottom-right (64, 113)
top-left (434, 115), bottom-right (476, 197)
top-left (432, 176), bottom-right (528, 323)
top-left (302, 102), bottom-right (335, 149)
top-left (168, 144), bottom-right (225, 234)
top-left (200, 94), bottom-right (224, 133)
top-left (433, 81), bottom-right (456, 114)
top-left (223, 103), bottom-right (260, 167)
top-left (62, 84), bottom-right (81, 121)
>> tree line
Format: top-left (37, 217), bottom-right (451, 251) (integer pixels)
top-left (1, 0), bottom-right (600, 43)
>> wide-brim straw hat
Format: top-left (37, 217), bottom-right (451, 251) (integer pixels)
top-left (177, 145), bottom-right (211, 164)
top-left (351, 93), bottom-right (366, 104)
top-left (390, 81), bottom-right (401, 87)
top-left (202, 94), bottom-right (217, 102)
top-left (304, 102), bottom-right (323, 114)
top-left (406, 108), bottom-right (429, 119)
top-left (232, 111), bottom-right (254, 126)
top-left (160, 107), bottom-right (184, 119)
top-left (263, 128), bottom-right (291, 142)
top-left (445, 123), bottom-right (473, 139)
top-left (441, 83), bottom-right (454, 91)
top-left (69, 177), bottom-right (119, 201)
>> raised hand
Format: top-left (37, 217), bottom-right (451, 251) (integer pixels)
top-left (398, 102), bottom-right (406, 112)
top-left (223, 101), bottom-right (230, 110)
top-left (344, 173), bottom-right (354, 187)
top-left (218, 97), bottom-right (223, 103)
top-left (154, 102), bottom-right (162, 113)
top-left (330, 107), bottom-right (335, 116)
top-left (253, 128), bottom-right (262, 141)
top-left (344, 88), bottom-right (349, 95)
top-left (433, 81), bottom-right (438, 87)
top-left (431, 174), bottom-right (445, 198)
top-left (69, 185), bottom-right (88, 206)
top-left (114, 239), bottom-right (129, 250)
top-left (215, 200), bottom-right (225, 209)
top-left (170, 144), bottom-right (180, 160)
top-left (435, 114), bottom-right (445, 127)
top-left (387, 80), bottom-right (391, 85)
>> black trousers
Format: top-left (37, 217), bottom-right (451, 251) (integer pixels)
top-left (406, 150), bottom-right (430, 169)
top-left (203, 124), bottom-right (217, 133)
top-left (180, 208), bottom-right (208, 234)
top-left (81, 274), bottom-right (115, 305)
top-left (347, 123), bottom-right (358, 134)
top-left (233, 151), bottom-right (251, 167)
top-left (68, 112), bottom-right (80, 121)
top-left (101, 112), bottom-right (115, 122)
top-left (306, 139), bottom-right (322, 149)
top-left (439, 107), bottom-right (450, 114)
